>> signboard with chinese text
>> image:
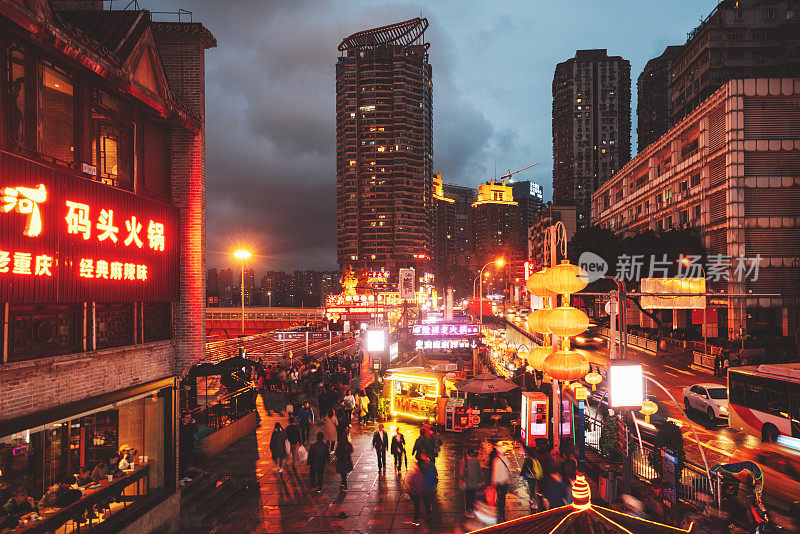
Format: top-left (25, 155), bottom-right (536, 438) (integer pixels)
top-left (399, 268), bottom-right (414, 300)
top-left (0, 153), bottom-right (177, 302)
top-left (411, 324), bottom-right (480, 336)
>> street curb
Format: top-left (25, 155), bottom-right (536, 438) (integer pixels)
top-left (690, 364), bottom-right (714, 375)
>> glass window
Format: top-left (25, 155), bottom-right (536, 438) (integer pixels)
top-left (39, 64), bottom-right (74, 164)
top-left (0, 386), bottom-right (172, 531)
top-left (707, 387), bottom-right (728, 400)
top-left (8, 44), bottom-right (26, 145)
top-left (92, 111), bottom-right (133, 190)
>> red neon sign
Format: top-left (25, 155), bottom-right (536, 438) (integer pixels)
top-left (0, 152), bottom-right (177, 302)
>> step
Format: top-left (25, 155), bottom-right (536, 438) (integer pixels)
top-left (182, 477), bottom-right (228, 516)
top-left (200, 479), bottom-right (251, 526)
top-left (180, 472), bottom-right (216, 506)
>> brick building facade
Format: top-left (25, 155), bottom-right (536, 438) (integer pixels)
top-left (0, 1), bottom-right (214, 532)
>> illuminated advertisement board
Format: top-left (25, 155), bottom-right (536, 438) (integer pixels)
top-left (412, 324), bottom-right (480, 336)
top-left (0, 153), bottom-right (177, 302)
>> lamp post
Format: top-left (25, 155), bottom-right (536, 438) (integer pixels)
top-left (267, 291), bottom-right (272, 308)
top-left (234, 249), bottom-right (252, 336)
top-left (479, 258), bottom-right (504, 328)
top-left (681, 258), bottom-right (707, 357)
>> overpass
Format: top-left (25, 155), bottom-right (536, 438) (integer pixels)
top-left (205, 307), bottom-right (324, 339)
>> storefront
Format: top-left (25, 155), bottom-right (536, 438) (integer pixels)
top-left (384, 367), bottom-right (448, 423)
top-left (0, 378), bottom-right (175, 532)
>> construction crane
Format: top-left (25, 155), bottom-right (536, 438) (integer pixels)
top-left (495, 162), bottom-right (540, 182)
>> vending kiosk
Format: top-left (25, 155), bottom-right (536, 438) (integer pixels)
top-left (520, 392), bottom-right (549, 447)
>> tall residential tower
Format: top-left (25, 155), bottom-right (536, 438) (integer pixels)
top-left (336, 18), bottom-right (434, 274)
top-left (552, 49), bottom-right (631, 229)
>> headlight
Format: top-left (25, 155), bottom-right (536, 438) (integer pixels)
top-left (593, 337), bottom-right (603, 342)
top-left (720, 405), bottom-right (728, 413)
top-left (575, 336), bottom-right (585, 343)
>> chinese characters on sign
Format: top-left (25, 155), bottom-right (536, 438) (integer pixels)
top-left (0, 152), bottom-right (178, 303)
top-left (411, 324), bottom-right (480, 336)
top-left (415, 339), bottom-right (477, 350)
top-left (64, 200), bottom-right (165, 252)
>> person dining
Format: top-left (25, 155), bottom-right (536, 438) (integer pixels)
top-left (3, 487), bottom-right (37, 528)
top-left (91, 452), bottom-right (122, 482)
top-left (37, 475), bottom-right (82, 510)
top-left (117, 445), bottom-right (137, 470)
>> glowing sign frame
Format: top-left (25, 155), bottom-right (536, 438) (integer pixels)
top-left (387, 373), bottom-right (440, 422)
top-left (0, 152), bottom-right (177, 302)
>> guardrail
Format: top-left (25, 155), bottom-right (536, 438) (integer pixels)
top-left (188, 385), bottom-right (257, 430)
top-left (693, 351), bottom-right (716, 370)
top-left (584, 413), bottom-right (712, 507)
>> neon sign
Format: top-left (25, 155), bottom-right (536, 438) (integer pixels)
top-left (412, 324), bottom-right (480, 336)
top-left (0, 152), bottom-right (177, 303)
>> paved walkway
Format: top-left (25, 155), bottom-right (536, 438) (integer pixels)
top-left (194, 394), bottom-right (533, 534)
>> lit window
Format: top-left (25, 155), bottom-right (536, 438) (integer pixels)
top-left (40, 64), bottom-right (74, 164)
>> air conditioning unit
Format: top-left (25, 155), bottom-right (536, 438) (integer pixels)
top-left (433, 363), bottom-right (459, 372)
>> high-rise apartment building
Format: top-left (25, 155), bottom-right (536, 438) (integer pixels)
top-left (552, 49), bottom-right (631, 229)
top-left (470, 180), bottom-right (520, 267)
top-left (219, 268), bottom-right (234, 306)
top-left (638, 45), bottom-right (683, 152)
top-left (670, 0), bottom-right (800, 122)
top-left (336, 18), bottom-right (434, 275)
top-left (511, 181), bottom-right (544, 251)
top-left (207, 268), bottom-right (220, 306)
top-left (240, 268), bottom-right (255, 306)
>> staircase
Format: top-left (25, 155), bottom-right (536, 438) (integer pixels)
top-left (180, 473), bottom-right (251, 530)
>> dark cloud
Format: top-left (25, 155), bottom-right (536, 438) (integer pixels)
top-left (143, 0), bottom-right (718, 272)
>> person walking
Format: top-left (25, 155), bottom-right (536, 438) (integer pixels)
top-left (269, 422), bottom-right (288, 474)
top-left (323, 409), bottom-right (339, 452)
top-left (407, 454), bottom-right (437, 526)
top-left (490, 443), bottom-right (511, 523)
top-left (520, 447), bottom-right (543, 512)
top-left (308, 432), bottom-right (329, 493)
top-left (459, 448), bottom-right (483, 517)
top-left (335, 427), bottom-right (354, 490)
top-left (285, 417), bottom-right (303, 471)
top-left (390, 427), bottom-right (407, 472)
top-left (353, 391), bottom-right (362, 425)
top-left (542, 470), bottom-right (569, 510)
top-left (412, 427), bottom-right (432, 463)
top-left (372, 423), bottom-right (389, 474)
top-left (359, 390), bottom-right (370, 426)
top-left (298, 402), bottom-right (314, 443)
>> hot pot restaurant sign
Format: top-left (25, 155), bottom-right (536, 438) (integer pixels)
top-left (0, 153), bottom-right (177, 302)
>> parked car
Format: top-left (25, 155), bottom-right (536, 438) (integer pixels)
top-left (738, 442), bottom-right (800, 505)
top-left (682, 383), bottom-right (728, 421)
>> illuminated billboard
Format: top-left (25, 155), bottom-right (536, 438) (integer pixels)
top-left (640, 277), bottom-right (706, 310)
top-left (366, 329), bottom-right (387, 352)
top-left (412, 324), bottom-right (480, 336)
top-left (608, 362), bottom-right (644, 410)
top-left (0, 153), bottom-right (177, 302)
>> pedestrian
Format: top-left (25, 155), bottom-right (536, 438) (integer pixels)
top-left (372, 423), bottom-right (389, 474)
top-left (490, 443), bottom-right (511, 523)
top-left (412, 427), bottom-right (432, 463)
top-left (520, 447), bottom-right (543, 512)
top-left (714, 352), bottom-right (723, 376)
top-left (353, 391), bottom-right (362, 424)
top-left (179, 412), bottom-right (198, 482)
top-left (359, 390), bottom-right (370, 425)
top-left (323, 409), bottom-right (339, 452)
top-left (335, 427), bottom-right (354, 491)
top-left (390, 427), bottom-right (407, 472)
top-left (269, 422), bottom-right (288, 474)
top-left (308, 431), bottom-right (329, 493)
top-left (298, 401), bottom-right (314, 443)
top-left (285, 417), bottom-right (303, 471)
top-left (344, 390), bottom-right (355, 411)
top-left (459, 447), bottom-right (483, 517)
top-left (407, 454), bottom-right (437, 525)
top-left (542, 469), bottom-right (569, 510)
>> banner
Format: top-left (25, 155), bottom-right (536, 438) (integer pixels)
top-left (399, 268), bottom-right (415, 300)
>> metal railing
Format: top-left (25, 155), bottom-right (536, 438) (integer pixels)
top-left (188, 385), bottom-right (257, 430)
top-left (583, 413), bottom-right (713, 507)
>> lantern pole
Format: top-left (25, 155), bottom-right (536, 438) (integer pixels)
top-left (546, 222), bottom-right (568, 456)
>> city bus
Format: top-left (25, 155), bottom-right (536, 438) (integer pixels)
top-left (728, 363), bottom-right (800, 442)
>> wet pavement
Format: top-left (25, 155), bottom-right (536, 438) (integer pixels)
top-left (191, 395), bottom-right (534, 534)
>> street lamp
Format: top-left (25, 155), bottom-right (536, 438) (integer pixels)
top-left (267, 291), bottom-right (272, 308)
top-left (681, 257), bottom-right (707, 357)
top-left (234, 249), bottom-right (252, 336)
top-left (479, 258), bottom-right (505, 328)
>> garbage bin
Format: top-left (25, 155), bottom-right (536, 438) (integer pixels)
top-left (599, 469), bottom-right (616, 503)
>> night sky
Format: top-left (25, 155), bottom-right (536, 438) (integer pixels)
top-left (144, 0), bottom-right (718, 273)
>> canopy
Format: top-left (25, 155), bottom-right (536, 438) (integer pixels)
top-left (454, 373), bottom-right (518, 393)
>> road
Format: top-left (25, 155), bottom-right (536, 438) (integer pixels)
top-left (503, 315), bottom-right (759, 469)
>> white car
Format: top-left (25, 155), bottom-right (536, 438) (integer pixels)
top-left (682, 383), bottom-right (729, 421)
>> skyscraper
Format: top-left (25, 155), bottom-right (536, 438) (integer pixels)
top-left (552, 49), bottom-right (631, 229)
top-left (637, 45), bottom-right (683, 152)
top-left (511, 181), bottom-right (544, 252)
top-left (670, 0), bottom-right (800, 122)
top-left (470, 180), bottom-right (519, 267)
top-left (336, 18), bottom-right (434, 274)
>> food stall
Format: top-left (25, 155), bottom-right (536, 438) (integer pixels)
top-left (384, 367), bottom-right (450, 424)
